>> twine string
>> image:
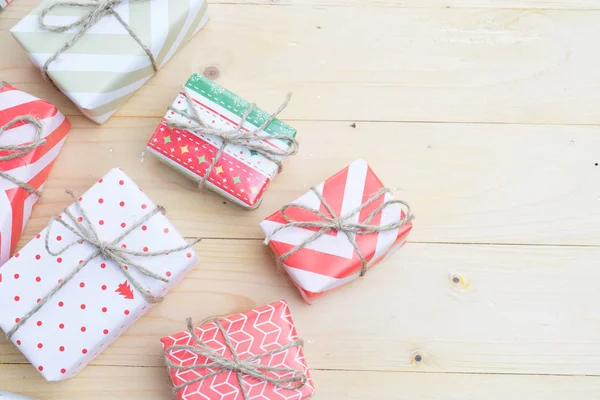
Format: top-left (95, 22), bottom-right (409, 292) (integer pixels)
top-left (39, 0), bottom-right (158, 86)
top-left (167, 88), bottom-right (299, 189)
top-left (6, 190), bottom-right (200, 340)
top-left (164, 318), bottom-right (307, 399)
top-left (265, 187), bottom-right (413, 277)
top-left (0, 112), bottom-right (47, 196)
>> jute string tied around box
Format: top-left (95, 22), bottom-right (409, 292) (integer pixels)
top-left (167, 88), bottom-right (299, 190)
top-left (6, 190), bottom-right (200, 340)
top-left (0, 82), bottom-right (47, 196)
top-left (265, 187), bottom-right (414, 277)
top-left (164, 317), bottom-right (307, 400)
top-left (38, 0), bottom-right (158, 87)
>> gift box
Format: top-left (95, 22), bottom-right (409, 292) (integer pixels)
top-left (0, 168), bottom-right (200, 381)
top-left (0, 0), bottom-right (12, 10)
top-left (260, 159), bottom-right (413, 304)
top-left (162, 300), bottom-right (315, 400)
top-left (10, 0), bottom-right (209, 124)
top-left (146, 74), bottom-right (298, 209)
top-left (0, 82), bottom-right (71, 266)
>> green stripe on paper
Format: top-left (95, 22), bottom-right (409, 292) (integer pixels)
top-left (156, 0), bottom-right (189, 67)
top-left (50, 65), bottom-right (154, 94)
top-left (184, 74), bottom-right (297, 139)
top-left (128, 0), bottom-right (152, 56)
top-left (12, 33), bottom-right (150, 55)
top-left (180, 2), bottom-right (209, 47)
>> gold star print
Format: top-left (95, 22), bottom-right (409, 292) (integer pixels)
top-left (180, 145), bottom-right (189, 154)
top-left (250, 186), bottom-right (258, 194)
top-left (215, 165), bottom-right (224, 174)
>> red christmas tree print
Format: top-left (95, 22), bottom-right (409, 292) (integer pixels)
top-left (115, 280), bottom-right (134, 300)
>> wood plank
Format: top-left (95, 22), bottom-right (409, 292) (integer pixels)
top-left (224, 0), bottom-right (600, 9)
top-left (17, 117), bottom-right (600, 246)
top-left (3, 366), bottom-right (600, 400)
top-left (4, 5), bottom-right (600, 124)
top-left (6, 0), bottom-right (600, 10)
top-left (3, 240), bottom-right (600, 375)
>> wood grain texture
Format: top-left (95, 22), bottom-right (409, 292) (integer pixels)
top-left (4, 4), bottom-right (600, 124)
top-left (6, 0), bottom-right (600, 10)
top-left (3, 240), bottom-right (600, 375)
top-left (3, 366), bottom-right (600, 400)
top-left (15, 117), bottom-right (600, 246)
top-left (2, 0), bottom-right (600, 398)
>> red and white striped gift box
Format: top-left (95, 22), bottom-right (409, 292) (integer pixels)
top-left (260, 159), bottom-right (413, 304)
top-left (0, 0), bottom-right (11, 10)
top-left (0, 83), bottom-right (71, 266)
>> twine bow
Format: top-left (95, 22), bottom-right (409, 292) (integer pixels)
top-left (167, 88), bottom-right (299, 192)
top-left (39, 0), bottom-right (158, 86)
top-left (6, 190), bottom-right (200, 340)
top-left (0, 110), bottom-right (47, 196)
top-left (164, 318), bottom-right (307, 400)
top-left (265, 187), bottom-right (413, 277)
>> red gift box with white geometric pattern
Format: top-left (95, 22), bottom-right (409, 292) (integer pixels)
top-left (0, 168), bottom-right (200, 381)
top-left (161, 300), bottom-right (315, 400)
top-left (0, 82), bottom-right (71, 266)
top-left (260, 159), bottom-right (413, 304)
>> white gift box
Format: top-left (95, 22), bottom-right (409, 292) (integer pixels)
top-left (0, 393), bottom-right (37, 400)
top-left (0, 168), bottom-right (200, 381)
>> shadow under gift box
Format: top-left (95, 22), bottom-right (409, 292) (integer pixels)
top-left (9, 0), bottom-right (209, 124)
top-left (0, 82), bottom-right (71, 266)
top-left (0, 168), bottom-right (200, 381)
top-left (260, 159), bottom-right (413, 304)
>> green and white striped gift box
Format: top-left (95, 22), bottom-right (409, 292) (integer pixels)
top-left (10, 0), bottom-right (209, 124)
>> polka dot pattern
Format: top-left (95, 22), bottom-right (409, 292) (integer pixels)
top-left (0, 169), bottom-right (199, 381)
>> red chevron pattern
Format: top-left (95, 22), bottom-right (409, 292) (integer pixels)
top-left (260, 159), bottom-right (413, 304)
top-left (161, 300), bottom-right (315, 400)
top-left (0, 83), bottom-right (70, 266)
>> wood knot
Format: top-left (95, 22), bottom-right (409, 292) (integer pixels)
top-left (203, 66), bottom-right (220, 80)
top-left (450, 274), bottom-right (469, 290)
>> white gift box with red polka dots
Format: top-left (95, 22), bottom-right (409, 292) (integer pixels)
top-left (0, 168), bottom-right (200, 381)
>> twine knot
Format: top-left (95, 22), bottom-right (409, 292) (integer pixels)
top-left (96, 240), bottom-right (117, 260)
top-left (164, 318), bottom-right (307, 400)
top-left (0, 112), bottom-right (47, 196)
top-left (167, 89), bottom-right (298, 194)
top-left (6, 190), bottom-right (200, 340)
top-left (266, 187), bottom-right (413, 277)
top-left (39, 0), bottom-right (158, 87)
top-left (332, 217), bottom-right (346, 232)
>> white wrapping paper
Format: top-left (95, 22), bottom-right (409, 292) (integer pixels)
top-left (0, 168), bottom-right (200, 381)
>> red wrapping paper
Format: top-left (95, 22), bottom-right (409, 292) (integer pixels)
top-left (0, 82), bottom-right (71, 266)
top-left (260, 159), bottom-right (413, 304)
top-left (161, 300), bottom-right (315, 400)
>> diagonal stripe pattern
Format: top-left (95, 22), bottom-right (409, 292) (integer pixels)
top-left (260, 159), bottom-right (414, 304)
top-left (0, 82), bottom-right (71, 267)
top-left (10, 0), bottom-right (209, 124)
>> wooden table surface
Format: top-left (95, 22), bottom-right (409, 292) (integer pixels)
top-left (3, 0), bottom-right (600, 398)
